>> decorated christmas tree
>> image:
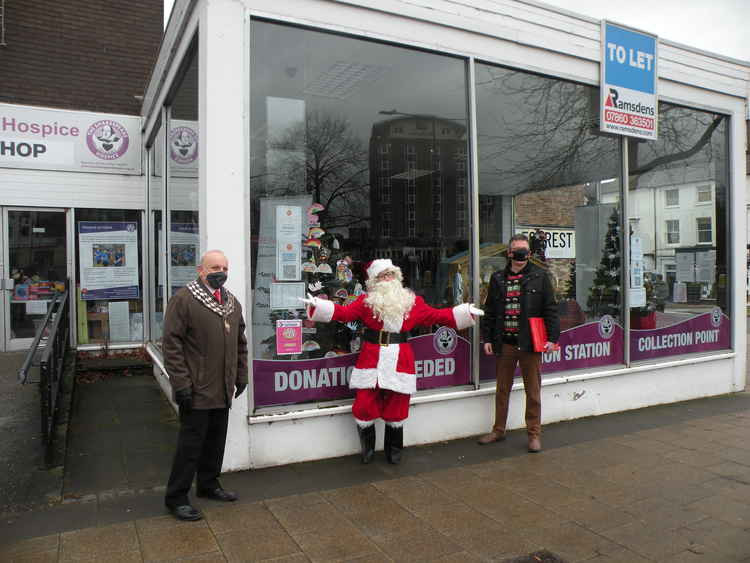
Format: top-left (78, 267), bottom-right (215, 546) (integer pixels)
top-left (587, 207), bottom-right (621, 319)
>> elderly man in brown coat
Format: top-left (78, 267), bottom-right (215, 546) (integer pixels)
top-left (163, 249), bottom-right (248, 521)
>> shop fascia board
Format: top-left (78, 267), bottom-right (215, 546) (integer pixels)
top-left (324, 0), bottom-right (749, 98)
top-left (246, 351), bottom-right (735, 425)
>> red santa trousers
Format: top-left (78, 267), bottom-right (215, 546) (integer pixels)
top-left (352, 388), bottom-right (410, 423)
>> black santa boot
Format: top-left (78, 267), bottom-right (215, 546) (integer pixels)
top-left (384, 424), bottom-right (403, 464)
top-left (357, 424), bottom-right (375, 464)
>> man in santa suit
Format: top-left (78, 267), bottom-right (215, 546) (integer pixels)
top-left (301, 258), bottom-right (483, 464)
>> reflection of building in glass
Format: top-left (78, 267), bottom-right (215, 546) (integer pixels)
top-left (630, 181), bottom-right (717, 299)
top-left (369, 116), bottom-right (467, 247)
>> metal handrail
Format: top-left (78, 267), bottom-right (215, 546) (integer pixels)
top-left (17, 290), bottom-right (63, 384)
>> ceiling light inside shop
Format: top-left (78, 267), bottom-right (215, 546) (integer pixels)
top-left (304, 62), bottom-right (389, 99)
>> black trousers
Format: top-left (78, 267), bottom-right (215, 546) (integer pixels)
top-left (165, 407), bottom-right (229, 508)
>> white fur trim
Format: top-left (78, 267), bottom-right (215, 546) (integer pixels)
top-left (355, 418), bottom-right (374, 427)
top-left (367, 258), bottom-right (395, 280)
top-left (349, 341), bottom-right (416, 394)
top-left (452, 303), bottom-right (475, 331)
top-left (310, 299), bottom-right (334, 323)
top-left (385, 420), bottom-right (404, 428)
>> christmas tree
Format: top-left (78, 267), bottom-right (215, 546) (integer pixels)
top-left (587, 207), bottom-right (621, 319)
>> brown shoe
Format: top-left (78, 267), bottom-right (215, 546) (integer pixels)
top-left (528, 436), bottom-right (541, 453)
top-left (477, 431), bottom-right (506, 445)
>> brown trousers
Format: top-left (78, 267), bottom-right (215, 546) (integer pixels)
top-left (492, 343), bottom-right (542, 438)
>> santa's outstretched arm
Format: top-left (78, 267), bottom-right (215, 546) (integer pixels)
top-left (299, 293), bottom-right (366, 324)
top-left (411, 296), bottom-right (484, 331)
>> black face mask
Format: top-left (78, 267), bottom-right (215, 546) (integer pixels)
top-left (510, 249), bottom-right (529, 262)
top-left (206, 271), bottom-right (227, 289)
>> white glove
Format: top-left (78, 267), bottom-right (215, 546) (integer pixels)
top-left (308, 281), bottom-right (323, 292)
top-left (468, 304), bottom-right (484, 317)
top-left (298, 292), bottom-right (320, 308)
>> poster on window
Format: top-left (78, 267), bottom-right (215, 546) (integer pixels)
top-left (79, 222), bottom-right (139, 299)
top-left (253, 196), bottom-right (312, 358)
top-left (169, 223), bottom-right (199, 289)
top-left (275, 205), bottom-right (302, 281)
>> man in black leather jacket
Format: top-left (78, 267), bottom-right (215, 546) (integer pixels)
top-left (478, 234), bottom-right (559, 452)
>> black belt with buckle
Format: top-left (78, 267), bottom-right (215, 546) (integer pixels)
top-left (362, 328), bottom-right (409, 346)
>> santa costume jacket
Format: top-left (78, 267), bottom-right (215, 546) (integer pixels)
top-left (310, 295), bottom-right (475, 394)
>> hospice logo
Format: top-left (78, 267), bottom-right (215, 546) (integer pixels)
top-left (86, 120), bottom-right (129, 160)
top-left (710, 307), bottom-right (722, 328)
top-left (598, 315), bottom-right (616, 339)
top-left (433, 326), bottom-right (457, 355)
top-left (170, 126), bottom-right (198, 164)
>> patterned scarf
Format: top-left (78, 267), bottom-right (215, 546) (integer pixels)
top-left (187, 279), bottom-right (236, 318)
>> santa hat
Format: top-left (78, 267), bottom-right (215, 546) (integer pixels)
top-left (366, 258), bottom-right (400, 280)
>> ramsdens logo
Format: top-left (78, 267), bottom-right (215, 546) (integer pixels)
top-left (605, 88), bottom-right (655, 116)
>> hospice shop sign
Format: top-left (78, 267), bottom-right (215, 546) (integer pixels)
top-left (600, 22), bottom-right (658, 140)
top-left (0, 103), bottom-right (141, 174)
top-left (252, 328), bottom-right (471, 407)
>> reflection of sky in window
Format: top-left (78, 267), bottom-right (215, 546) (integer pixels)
top-left (250, 21), bottom-right (467, 144)
top-left (475, 64), bottom-right (619, 196)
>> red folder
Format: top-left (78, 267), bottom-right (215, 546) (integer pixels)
top-left (529, 317), bottom-right (547, 352)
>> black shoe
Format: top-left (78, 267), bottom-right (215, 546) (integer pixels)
top-left (196, 487), bottom-right (238, 502)
top-left (384, 425), bottom-right (403, 465)
top-left (168, 504), bottom-right (203, 521)
top-left (357, 424), bottom-right (376, 464)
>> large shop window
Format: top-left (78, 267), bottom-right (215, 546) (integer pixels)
top-left (249, 21), bottom-right (472, 409)
top-left (474, 64), bottom-right (624, 379)
top-left (167, 45), bottom-right (199, 297)
top-left (627, 104), bottom-right (730, 361)
top-left (75, 209), bottom-right (144, 344)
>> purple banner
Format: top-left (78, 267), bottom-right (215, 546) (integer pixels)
top-left (252, 327), bottom-right (471, 407)
top-left (630, 309), bottom-right (730, 361)
top-left (480, 317), bottom-right (624, 380)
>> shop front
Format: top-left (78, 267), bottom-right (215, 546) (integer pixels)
top-left (0, 103), bottom-right (146, 351)
top-left (142, 0), bottom-right (748, 471)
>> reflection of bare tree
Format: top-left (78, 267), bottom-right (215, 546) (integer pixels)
top-left (477, 68), bottom-right (725, 194)
top-left (271, 111), bottom-right (370, 229)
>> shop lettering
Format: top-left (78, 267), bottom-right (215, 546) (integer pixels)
top-left (274, 366), bottom-right (353, 391)
top-left (548, 231), bottom-right (573, 250)
top-left (0, 141), bottom-right (46, 158)
top-left (415, 358), bottom-right (455, 378)
top-left (606, 43), bottom-right (654, 71)
top-left (637, 330), bottom-right (719, 352)
top-left (564, 341), bottom-right (611, 361)
top-left (2, 116), bottom-right (79, 138)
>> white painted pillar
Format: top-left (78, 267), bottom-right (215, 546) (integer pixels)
top-left (199, 0), bottom-right (251, 471)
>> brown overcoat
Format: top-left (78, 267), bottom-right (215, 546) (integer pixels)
top-left (163, 280), bottom-right (249, 409)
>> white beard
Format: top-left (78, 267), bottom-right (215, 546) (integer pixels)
top-left (364, 278), bottom-right (415, 325)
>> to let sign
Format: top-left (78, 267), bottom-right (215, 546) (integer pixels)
top-left (600, 21), bottom-right (658, 140)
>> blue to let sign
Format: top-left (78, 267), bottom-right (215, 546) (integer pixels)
top-left (600, 21), bottom-right (658, 140)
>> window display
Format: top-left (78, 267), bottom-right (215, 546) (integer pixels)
top-left (249, 21), bottom-right (472, 408)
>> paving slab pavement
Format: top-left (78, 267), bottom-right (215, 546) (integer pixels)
top-left (2, 371), bottom-right (750, 561)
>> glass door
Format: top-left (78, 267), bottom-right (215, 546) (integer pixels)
top-left (4, 208), bottom-right (69, 351)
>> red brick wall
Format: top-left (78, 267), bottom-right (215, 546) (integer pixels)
top-left (515, 184), bottom-right (586, 227)
top-left (0, 1), bottom-right (163, 115)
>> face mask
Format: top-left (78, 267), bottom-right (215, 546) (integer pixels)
top-left (206, 271), bottom-right (227, 289)
top-left (510, 249), bottom-right (529, 262)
